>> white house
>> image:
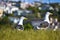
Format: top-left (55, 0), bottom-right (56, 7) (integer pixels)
top-left (0, 4), bottom-right (5, 18)
top-left (0, 9), bottom-right (4, 18)
top-left (20, 2), bottom-right (30, 9)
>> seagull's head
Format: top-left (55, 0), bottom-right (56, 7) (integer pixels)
top-left (46, 12), bottom-right (53, 16)
top-left (21, 16), bottom-right (28, 20)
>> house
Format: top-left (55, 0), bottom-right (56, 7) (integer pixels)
top-left (0, 9), bottom-right (4, 18)
top-left (34, 1), bottom-right (42, 7)
top-left (0, 4), bottom-right (5, 18)
top-left (20, 2), bottom-right (30, 9)
top-left (49, 6), bottom-right (54, 10)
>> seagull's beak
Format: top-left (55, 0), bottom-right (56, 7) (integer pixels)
top-left (50, 13), bottom-right (53, 15)
top-left (24, 17), bottom-right (28, 20)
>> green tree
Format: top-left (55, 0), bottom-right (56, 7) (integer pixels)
top-left (26, 6), bottom-right (40, 18)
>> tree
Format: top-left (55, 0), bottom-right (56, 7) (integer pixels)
top-left (26, 6), bottom-right (41, 18)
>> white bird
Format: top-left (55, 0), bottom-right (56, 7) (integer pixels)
top-left (44, 12), bottom-right (52, 24)
top-left (8, 16), bottom-right (27, 31)
top-left (16, 16), bottom-right (27, 31)
top-left (31, 12), bottom-right (53, 30)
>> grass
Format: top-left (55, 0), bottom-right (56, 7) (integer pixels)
top-left (0, 24), bottom-right (60, 40)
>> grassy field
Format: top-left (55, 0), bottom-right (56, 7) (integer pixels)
top-left (0, 24), bottom-right (60, 40)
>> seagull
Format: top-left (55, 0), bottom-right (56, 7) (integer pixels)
top-left (16, 16), bottom-right (28, 31)
top-left (31, 12), bottom-right (53, 30)
top-left (8, 16), bottom-right (28, 31)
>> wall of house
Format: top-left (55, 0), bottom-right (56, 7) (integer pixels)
top-left (0, 9), bottom-right (3, 18)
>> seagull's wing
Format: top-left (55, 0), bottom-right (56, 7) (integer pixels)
top-left (31, 19), bottom-right (43, 27)
top-left (39, 21), bottom-right (49, 28)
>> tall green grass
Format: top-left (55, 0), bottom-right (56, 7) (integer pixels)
top-left (0, 24), bottom-right (60, 40)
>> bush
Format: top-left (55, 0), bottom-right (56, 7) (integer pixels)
top-left (24, 21), bottom-right (33, 30)
top-left (0, 16), bottom-right (10, 24)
